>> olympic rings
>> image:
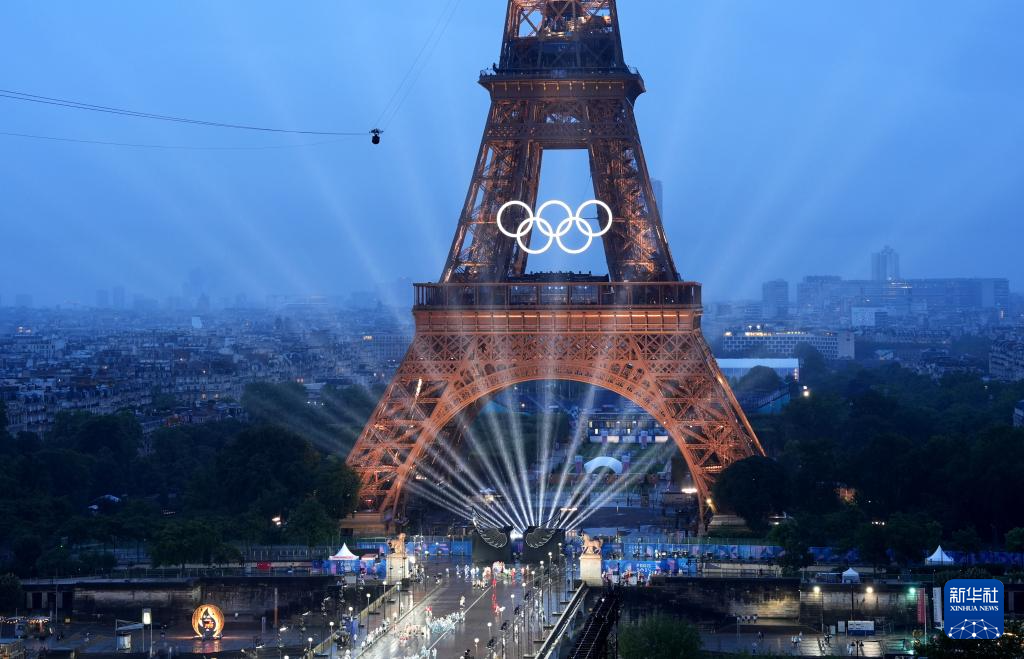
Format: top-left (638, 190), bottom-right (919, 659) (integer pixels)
top-left (496, 199), bottom-right (614, 255)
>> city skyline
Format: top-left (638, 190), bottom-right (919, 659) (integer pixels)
top-left (2, 1), bottom-right (1023, 305)
top-left (3, 4), bottom-right (1024, 655)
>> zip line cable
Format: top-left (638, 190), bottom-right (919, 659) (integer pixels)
top-left (0, 89), bottom-right (365, 136)
top-left (383, 0), bottom-right (463, 130)
top-left (374, 0), bottom-right (462, 130)
top-left (0, 130), bottom-right (344, 151)
top-left (0, 2), bottom-right (465, 148)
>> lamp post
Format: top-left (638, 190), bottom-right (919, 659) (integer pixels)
top-left (474, 637), bottom-right (479, 657)
top-left (813, 586), bottom-right (824, 634)
top-left (142, 608), bottom-right (152, 658)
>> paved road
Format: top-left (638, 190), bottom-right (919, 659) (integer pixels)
top-left (351, 561), bottom-right (573, 659)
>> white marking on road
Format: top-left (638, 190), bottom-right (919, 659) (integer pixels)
top-left (426, 583), bottom-right (494, 653)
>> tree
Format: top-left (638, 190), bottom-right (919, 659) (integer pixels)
top-left (1006, 528), bottom-right (1024, 567)
top-left (314, 458), bottom-right (361, 519)
top-left (1006, 527), bottom-right (1024, 552)
top-left (855, 522), bottom-right (890, 568)
top-left (0, 574), bottom-right (22, 613)
top-left (149, 520), bottom-right (225, 567)
top-left (618, 615), bottom-right (701, 659)
top-left (887, 513), bottom-right (941, 565)
top-left (952, 527), bottom-right (982, 564)
top-left (916, 619), bottom-right (1024, 657)
top-left (11, 535), bottom-right (43, 576)
top-left (241, 382), bottom-right (379, 454)
top-left (769, 521), bottom-right (814, 574)
top-left (288, 499), bottom-right (336, 547)
top-left (712, 456), bottom-right (788, 534)
top-left (734, 366), bottom-right (783, 394)
top-left (794, 342), bottom-right (828, 384)
top-left (49, 411), bottom-right (142, 456)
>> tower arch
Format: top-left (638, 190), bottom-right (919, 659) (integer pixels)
top-left (345, 1), bottom-right (764, 532)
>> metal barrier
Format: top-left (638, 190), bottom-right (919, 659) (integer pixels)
top-left (534, 582), bottom-right (588, 659)
top-left (307, 583), bottom-right (400, 658)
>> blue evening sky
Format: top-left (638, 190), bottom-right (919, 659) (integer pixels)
top-left (1, 1), bottom-right (1022, 306)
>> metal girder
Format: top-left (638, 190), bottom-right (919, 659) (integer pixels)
top-left (441, 95), bottom-right (678, 283)
top-left (346, 307), bottom-right (765, 516)
top-left (501, 1), bottom-right (622, 71)
top-left (348, 1), bottom-right (762, 525)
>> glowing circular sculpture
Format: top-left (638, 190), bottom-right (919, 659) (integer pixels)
top-left (191, 604), bottom-right (225, 639)
top-left (496, 199), bottom-right (613, 255)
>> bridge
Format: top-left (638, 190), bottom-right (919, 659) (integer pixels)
top-left (344, 558), bottom-right (579, 659)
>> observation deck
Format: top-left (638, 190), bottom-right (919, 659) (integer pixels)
top-left (416, 281), bottom-right (700, 308)
top-left (413, 281), bottom-right (703, 334)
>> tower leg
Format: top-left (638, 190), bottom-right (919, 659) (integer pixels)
top-left (347, 313), bottom-right (763, 526)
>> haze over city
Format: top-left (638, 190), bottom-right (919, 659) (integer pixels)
top-left (5, 2), bottom-right (1024, 658)
top-left (2, 0), bottom-right (1023, 306)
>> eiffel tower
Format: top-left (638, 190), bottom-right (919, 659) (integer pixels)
top-left (346, 0), bottom-right (763, 532)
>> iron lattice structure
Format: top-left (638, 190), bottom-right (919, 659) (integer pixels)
top-left (347, 0), bottom-right (763, 526)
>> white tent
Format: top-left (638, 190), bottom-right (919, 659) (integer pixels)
top-left (841, 568), bottom-right (861, 584)
top-left (329, 544), bottom-right (359, 561)
top-left (926, 545), bottom-right (955, 565)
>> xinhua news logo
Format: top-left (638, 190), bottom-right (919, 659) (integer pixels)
top-left (944, 579), bottom-right (1004, 639)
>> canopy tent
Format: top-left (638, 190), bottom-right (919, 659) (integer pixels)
top-left (926, 545), bottom-right (955, 565)
top-left (841, 568), bottom-right (861, 583)
top-left (328, 544), bottom-right (359, 561)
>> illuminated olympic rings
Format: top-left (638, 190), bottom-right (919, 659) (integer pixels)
top-left (495, 199), bottom-right (614, 255)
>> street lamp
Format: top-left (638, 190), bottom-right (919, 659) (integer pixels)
top-left (142, 608), bottom-right (153, 657)
top-left (812, 586), bottom-right (824, 633)
top-left (474, 638), bottom-right (479, 656)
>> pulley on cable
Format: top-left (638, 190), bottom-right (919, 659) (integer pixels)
top-left (370, 128), bottom-right (383, 145)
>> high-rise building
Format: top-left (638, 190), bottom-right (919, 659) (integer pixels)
top-left (991, 341), bottom-right (1024, 382)
top-left (871, 246), bottom-right (900, 281)
top-left (96, 289), bottom-right (110, 309)
top-left (762, 279), bottom-right (789, 319)
top-left (796, 274), bottom-right (1007, 323)
top-left (112, 286), bottom-right (125, 309)
top-left (721, 328), bottom-right (855, 360)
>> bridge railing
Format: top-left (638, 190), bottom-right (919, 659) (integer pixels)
top-left (535, 581), bottom-right (588, 659)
